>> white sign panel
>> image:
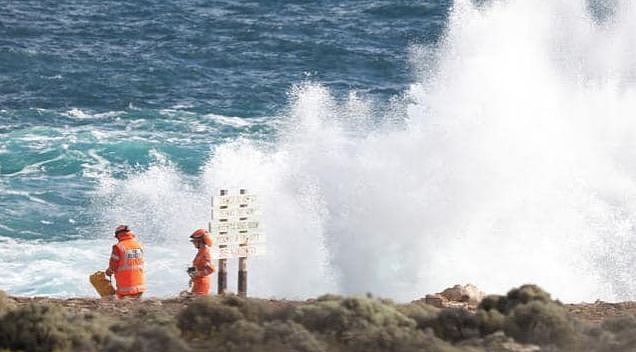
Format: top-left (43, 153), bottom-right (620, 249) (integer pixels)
top-left (210, 221), bottom-right (260, 233)
top-left (213, 194), bottom-right (257, 208)
top-left (212, 244), bottom-right (267, 259)
top-left (214, 233), bottom-right (266, 246)
top-left (213, 207), bottom-right (260, 220)
top-left (210, 190), bottom-right (265, 259)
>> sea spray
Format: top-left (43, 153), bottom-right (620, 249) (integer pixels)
top-left (199, 0), bottom-right (636, 301)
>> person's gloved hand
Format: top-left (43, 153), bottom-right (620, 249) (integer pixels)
top-left (105, 268), bottom-right (113, 276)
top-left (187, 267), bottom-right (198, 279)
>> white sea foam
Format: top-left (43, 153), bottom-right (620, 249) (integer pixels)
top-left (65, 108), bottom-right (93, 120)
top-left (0, 237), bottom-right (193, 297)
top-left (64, 108), bottom-right (125, 120)
top-left (204, 113), bottom-right (253, 128)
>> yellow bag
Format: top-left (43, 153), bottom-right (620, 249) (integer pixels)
top-left (89, 271), bottom-right (115, 297)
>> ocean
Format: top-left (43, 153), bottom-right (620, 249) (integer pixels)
top-left (1, 0), bottom-right (635, 302)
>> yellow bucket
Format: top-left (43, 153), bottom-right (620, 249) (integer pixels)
top-left (89, 271), bottom-right (115, 297)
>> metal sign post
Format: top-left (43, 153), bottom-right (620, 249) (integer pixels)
top-left (210, 189), bottom-right (266, 297)
top-left (238, 189), bottom-right (248, 297)
top-left (214, 189), bottom-right (228, 295)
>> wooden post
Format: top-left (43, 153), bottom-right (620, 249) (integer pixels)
top-left (217, 189), bottom-right (228, 295)
top-left (238, 189), bottom-right (248, 297)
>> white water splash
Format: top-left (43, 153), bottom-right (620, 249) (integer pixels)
top-left (197, 0), bottom-right (636, 301)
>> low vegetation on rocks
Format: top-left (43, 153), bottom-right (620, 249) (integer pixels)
top-left (0, 285), bottom-right (635, 351)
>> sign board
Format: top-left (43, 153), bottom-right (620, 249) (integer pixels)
top-left (214, 233), bottom-right (266, 246)
top-left (212, 244), bottom-right (267, 259)
top-left (213, 207), bottom-right (260, 219)
top-left (212, 190), bottom-right (265, 296)
top-left (210, 190), bottom-right (265, 262)
top-left (210, 221), bottom-right (260, 233)
top-left (213, 194), bottom-right (257, 208)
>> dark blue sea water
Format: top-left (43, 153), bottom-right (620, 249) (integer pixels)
top-left (0, 0), bottom-right (449, 240)
top-left (2, 0), bottom-right (635, 301)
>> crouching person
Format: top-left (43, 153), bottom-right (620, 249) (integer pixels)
top-left (105, 225), bottom-right (145, 298)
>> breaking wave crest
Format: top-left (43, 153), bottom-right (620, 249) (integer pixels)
top-left (197, 0), bottom-right (636, 301)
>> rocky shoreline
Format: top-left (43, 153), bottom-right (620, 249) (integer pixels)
top-left (9, 294), bottom-right (636, 324)
top-left (1, 285), bottom-right (636, 351)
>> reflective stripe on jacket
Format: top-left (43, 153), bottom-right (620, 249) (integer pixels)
top-left (110, 232), bottom-right (145, 297)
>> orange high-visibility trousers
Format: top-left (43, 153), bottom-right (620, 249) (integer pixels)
top-left (192, 276), bottom-right (210, 295)
top-left (191, 246), bottom-right (214, 295)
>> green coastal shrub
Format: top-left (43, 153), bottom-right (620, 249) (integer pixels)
top-left (293, 295), bottom-right (436, 352)
top-left (478, 285), bottom-right (554, 316)
top-left (315, 294), bottom-right (342, 302)
top-left (475, 294), bottom-right (507, 336)
top-left (66, 312), bottom-right (114, 352)
top-left (215, 320), bottom-right (324, 352)
top-left (0, 303), bottom-right (71, 352)
top-left (219, 320), bottom-right (266, 349)
top-left (469, 331), bottom-right (539, 352)
top-left (261, 321), bottom-right (325, 352)
top-left (177, 297), bottom-right (242, 338)
top-left (503, 301), bottom-right (578, 350)
top-left (477, 295), bottom-right (506, 313)
top-left (503, 284), bottom-right (553, 313)
top-left (476, 284), bottom-right (576, 347)
top-left (582, 314), bottom-right (636, 352)
top-left (7, 285), bottom-right (636, 352)
top-left (293, 297), bottom-right (351, 334)
top-left (218, 295), bottom-right (295, 323)
top-left (110, 308), bottom-right (179, 340)
top-left (107, 312), bottom-right (188, 352)
top-left (600, 313), bottom-right (636, 334)
top-left (475, 308), bottom-right (505, 336)
top-left (129, 326), bottom-right (191, 352)
top-left (434, 308), bottom-right (480, 342)
top-left (219, 295), bottom-right (268, 322)
top-left (295, 295), bottom-right (417, 335)
top-left (136, 308), bottom-right (178, 328)
top-left (0, 303), bottom-right (107, 352)
top-left (397, 301), bottom-right (440, 331)
top-left (0, 291), bottom-right (15, 316)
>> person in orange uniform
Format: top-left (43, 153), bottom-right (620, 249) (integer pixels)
top-left (105, 225), bottom-right (145, 298)
top-left (189, 228), bottom-right (215, 295)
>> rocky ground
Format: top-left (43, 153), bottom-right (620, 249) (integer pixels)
top-left (9, 295), bottom-right (298, 321)
top-left (565, 301), bottom-right (636, 323)
top-left (9, 288), bottom-right (636, 324)
top-left (3, 285), bottom-right (636, 352)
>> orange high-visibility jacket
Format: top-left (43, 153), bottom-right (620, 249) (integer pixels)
top-left (109, 232), bottom-right (145, 297)
top-left (192, 246), bottom-right (215, 295)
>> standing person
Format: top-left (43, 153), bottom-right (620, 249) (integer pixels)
top-left (189, 228), bottom-right (215, 295)
top-left (105, 225), bottom-right (145, 298)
